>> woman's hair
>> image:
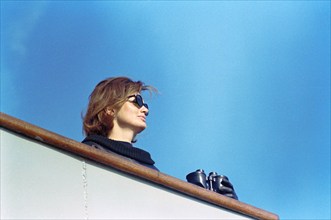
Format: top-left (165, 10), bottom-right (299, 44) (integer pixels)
top-left (82, 76), bottom-right (156, 137)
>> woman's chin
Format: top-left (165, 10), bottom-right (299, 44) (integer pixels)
top-left (135, 124), bottom-right (147, 134)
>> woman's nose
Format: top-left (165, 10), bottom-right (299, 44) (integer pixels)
top-left (141, 106), bottom-right (149, 116)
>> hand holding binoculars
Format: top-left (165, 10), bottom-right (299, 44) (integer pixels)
top-left (186, 169), bottom-right (238, 200)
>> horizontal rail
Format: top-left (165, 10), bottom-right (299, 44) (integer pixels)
top-left (0, 112), bottom-right (278, 220)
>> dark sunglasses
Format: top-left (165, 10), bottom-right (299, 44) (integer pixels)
top-left (127, 94), bottom-right (149, 110)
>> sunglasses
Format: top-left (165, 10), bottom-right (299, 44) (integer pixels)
top-left (127, 94), bottom-right (149, 110)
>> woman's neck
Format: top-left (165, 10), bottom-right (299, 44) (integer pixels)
top-left (107, 127), bottom-right (135, 143)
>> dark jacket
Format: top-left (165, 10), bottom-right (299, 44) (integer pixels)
top-left (82, 134), bottom-right (158, 170)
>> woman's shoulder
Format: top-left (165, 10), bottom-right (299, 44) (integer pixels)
top-left (82, 134), bottom-right (109, 145)
top-left (81, 135), bottom-right (159, 171)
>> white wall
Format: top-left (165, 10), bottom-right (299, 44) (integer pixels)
top-left (1, 129), bottom-right (251, 219)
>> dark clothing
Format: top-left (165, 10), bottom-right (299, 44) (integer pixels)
top-left (82, 134), bottom-right (158, 170)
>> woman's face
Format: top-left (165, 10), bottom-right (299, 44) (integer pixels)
top-left (114, 94), bottom-right (149, 135)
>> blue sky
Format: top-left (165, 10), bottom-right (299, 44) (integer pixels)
top-left (1, 1), bottom-right (330, 219)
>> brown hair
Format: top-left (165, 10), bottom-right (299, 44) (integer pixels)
top-left (82, 76), bottom-right (156, 137)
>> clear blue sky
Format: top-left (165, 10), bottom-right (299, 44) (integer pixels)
top-left (1, 1), bottom-right (330, 219)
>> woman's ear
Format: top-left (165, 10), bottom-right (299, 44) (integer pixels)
top-left (105, 107), bottom-right (115, 116)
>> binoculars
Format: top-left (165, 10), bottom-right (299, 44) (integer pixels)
top-left (186, 169), bottom-right (238, 200)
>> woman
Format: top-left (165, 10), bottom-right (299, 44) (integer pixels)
top-left (82, 76), bottom-right (158, 170)
top-left (82, 76), bottom-right (238, 200)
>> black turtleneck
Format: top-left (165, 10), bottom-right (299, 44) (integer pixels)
top-left (82, 134), bottom-right (158, 170)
